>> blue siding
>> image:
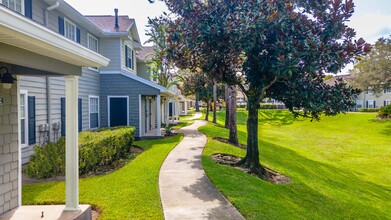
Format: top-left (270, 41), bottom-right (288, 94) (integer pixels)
top-left (100, 74), bottom-right (160, 137)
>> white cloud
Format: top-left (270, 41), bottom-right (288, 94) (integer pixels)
top-left (348, 13), bottom-right (391, 43)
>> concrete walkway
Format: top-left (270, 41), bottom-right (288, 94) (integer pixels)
top-left (185, 112), bottom-right (203, 120)
top-left (159, 119), bottom-right (245, 220)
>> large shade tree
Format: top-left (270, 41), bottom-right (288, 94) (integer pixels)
top-left (349, 36), bottom-right (391, 95)
top-left (150, 0), bottom-right (370, 179)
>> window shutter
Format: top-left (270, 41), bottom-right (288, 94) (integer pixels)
top-left (24, 0), bottom-right (32, 19)
top-left (131, 49), bottom-right (134, 69)
top-left (58, 17), bottom-right (65, 35)
top-left (374, 101), bottom-right (376, 108)
top-left (28, 96), bottom-right (36, 145)
top-left (125, 46), bottom-right (129, 67)
top-left (76, 28), bottom-right (81, 43)
top-left (78, 98), bottom-right (82, 132)
top-left (61, 98), bottom-right (66, 136)
top-left (366, 101), bottom-right (368, 108)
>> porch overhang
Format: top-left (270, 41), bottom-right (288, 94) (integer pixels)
top-left (0, 6), bottom-right (110, 69)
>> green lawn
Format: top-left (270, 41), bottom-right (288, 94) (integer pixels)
top-left (22, 134), bottom-right (183, 219)
top-left (200, 110), bottom-right (391, 219)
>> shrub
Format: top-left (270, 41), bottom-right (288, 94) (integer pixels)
top-left (260, 104), bottom-right (277, 109)
top-left (164, 125), bottom-right (173, 136)
top-left (358, 108), bottom-right (380, 112)
top-left (236, 104), bottom-right (247, 108)
top-left (378, 105), bottom-right (391, 119)
top-left (26, 127), bottom-right (135, 178)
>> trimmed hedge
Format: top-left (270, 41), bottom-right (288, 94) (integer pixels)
top-left (260, 104), bottom-right (277, 109)
top-left (358, 108), bottom-right (380, 112)
top-left (26, 127), bottom-right (135, 179)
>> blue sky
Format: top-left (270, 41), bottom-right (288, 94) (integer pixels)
top-left (65, 0), bottom-right (390, 73)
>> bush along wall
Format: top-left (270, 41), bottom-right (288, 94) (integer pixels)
top-left (358, 108), bottom-right (380, 112)
top-left (26, 127), bottom-right (135, 179)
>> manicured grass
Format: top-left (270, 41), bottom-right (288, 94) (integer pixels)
top-left (200, 110), bottom-right (391, 219)
top-left (22, 134), bottom-right (183, 219)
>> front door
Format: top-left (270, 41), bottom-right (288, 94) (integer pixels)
top-left (109, 97), bottom-right (128, 127)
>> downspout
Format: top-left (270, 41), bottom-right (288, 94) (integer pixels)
top-left (44, 1), bottom-right (60, 141)
top-left (46, 77), bottom-right (51, 142)
top-left (44, 1), bottom-right (60, 27)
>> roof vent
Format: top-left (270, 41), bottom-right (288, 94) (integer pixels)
top-left (114, 8), bottom-right (119, 30)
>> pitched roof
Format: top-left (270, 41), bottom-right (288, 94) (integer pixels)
top-left (85, 15), bottom-right (134, 33)
top-left (324, 74), bottom-right (352, 86)
top-left (137, 46), bottom-right (155, 62)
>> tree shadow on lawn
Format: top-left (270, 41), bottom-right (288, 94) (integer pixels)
top-left (257, 140), bottom-right (391, 217)
top-left (369, 119), bottom-right (391, 136)
top-left (205, 137), bottom-right (391, 218)
top-left (259, 110), bottom-right (302, 126)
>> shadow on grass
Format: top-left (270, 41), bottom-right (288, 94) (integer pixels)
top-left (205, 138), bottom-right (391, 218)
top-left (259, 110), bottom-right (301, 126)
top-left (370, 119), bottom-right (391, 136)
top-left (258, 140), bottom-right (391, 217)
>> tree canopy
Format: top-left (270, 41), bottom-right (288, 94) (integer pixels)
top-left (149, 0), bottom-right (370, 179)
top-left (349, 36), bottom-right (391, 95)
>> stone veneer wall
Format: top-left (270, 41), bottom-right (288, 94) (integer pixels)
top-left (0, 85), bottom-right (19, 214)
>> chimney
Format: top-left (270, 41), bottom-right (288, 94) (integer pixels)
top-left (114, 8), bottom-right (119, 30)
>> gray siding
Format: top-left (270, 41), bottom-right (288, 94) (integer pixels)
top-left (0, 85), bottom-right (19, 215)
top-left (100, 74), bottom-right (160, 137)
top-left (31, 0), bottom-right (48, 25)
top-left (19, 76), bottom-right (48, 163)
top-left (356, 90), bottom-right (391, 109)
top-left (79, 68), bottom-right (100, 130)
top-left (99, 38), bottom-right (122, 71)
top-left (137, 62), bottom-right (151, 81)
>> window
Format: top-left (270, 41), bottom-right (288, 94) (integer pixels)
top-left (356, 100), bottom-right (363, 109)
top-left (125, 45), bottom-right (134, 70)
top-left (89, 96), bottom-right (99, 129)
top-left (385, 100), bottom-right (391, 106)
top-left (64, 18), bottom-right (76, 41)
top-left (385, 87), bottom-right (391, 94)
top-left (366, 87), bottom-right (374, 95)
top-left (20, 91), bottom-right (28, 147)
top-left (367, 100), bottom-right (375, 108)
top-left (87, 34), bottom-right (99, 52)
top-left (1, 0), bottom-right (24, 14)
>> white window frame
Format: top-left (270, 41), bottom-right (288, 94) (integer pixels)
top-left (89, 96), bottom-right (100, 129)
top-left (1, 0), bottom-right (24, 15)
top-left (385, 100), bottom-right (391, 106)
top-left (125, 45), bottom-right (134, 70)
top-left (385, 87), bottom-right (391, 94)
top-left (87, 33), bottom-right (99, 52)
top-left (64, 17), bottom-right (77, 42)
top-left (107, 96), bottom-right (129, 127)
top-left (20, 90), bottom-right (28, 148)
top-left (367, 100), bottom-right (375, 108)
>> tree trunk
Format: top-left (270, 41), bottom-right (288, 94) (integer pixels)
top-left (195, 100), bottom-right (200, 112)
top-left (236, 95), bottom-right (268, 180)
top-left (213, 81), bottom-right (217, 123)
top-left (225, 85), bottom-right (230, 128)
top-left (205, 101), bottom-right (210, 121)
top-left (228, 86), bottom-right (238, 145)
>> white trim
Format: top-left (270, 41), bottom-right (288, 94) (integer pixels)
top-left (19, 90), bottom-right (28, 148)
top-left (1, 0), bottom-right (24, 15)
top-left (17, 77), bottom-right (22, 207)
top-left (88, 95), bottom-right (100, 130)
top-left (107, 96), bottom-right (129, 127)
top-left (87, 33), bottom-right (99, 52)
top-left (64, 17), bottom-right (77, 42)
top-left (139, 95), bottom-right (142, 137)
top-left (0, 7), bottom-right (109, 67)
top-left (385, 100), bottom-right (391, 106)
top-left (385, 87), bottom-right (391, 94)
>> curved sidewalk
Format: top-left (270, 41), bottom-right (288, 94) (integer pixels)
top-left (159, 119), bottom-right (245, 220)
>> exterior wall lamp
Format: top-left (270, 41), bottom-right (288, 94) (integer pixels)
top-left (0, 66), bottom-right (17, 90)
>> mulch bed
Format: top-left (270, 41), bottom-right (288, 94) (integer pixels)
top-left (211, 137), bottom-right (291, 184)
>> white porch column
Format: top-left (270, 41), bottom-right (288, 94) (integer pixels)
top-left (165, 98), bottom-right (169, 124)
top-left (176, 97), bottom-right (180, 120)
top-left (64, 75), bottom-right (80, 211)
top-left (172, 98), bottom-right (176, 122)
top-left (156, 95), bottom-right (161, 136)
top-left (184, 101), bottom-right (188, 115)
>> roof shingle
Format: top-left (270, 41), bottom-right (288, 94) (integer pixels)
top-left (86, 15), bottom-right (134, 32)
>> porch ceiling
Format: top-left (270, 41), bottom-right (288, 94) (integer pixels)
top-left (0, 6), bottom-right (110, 70)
